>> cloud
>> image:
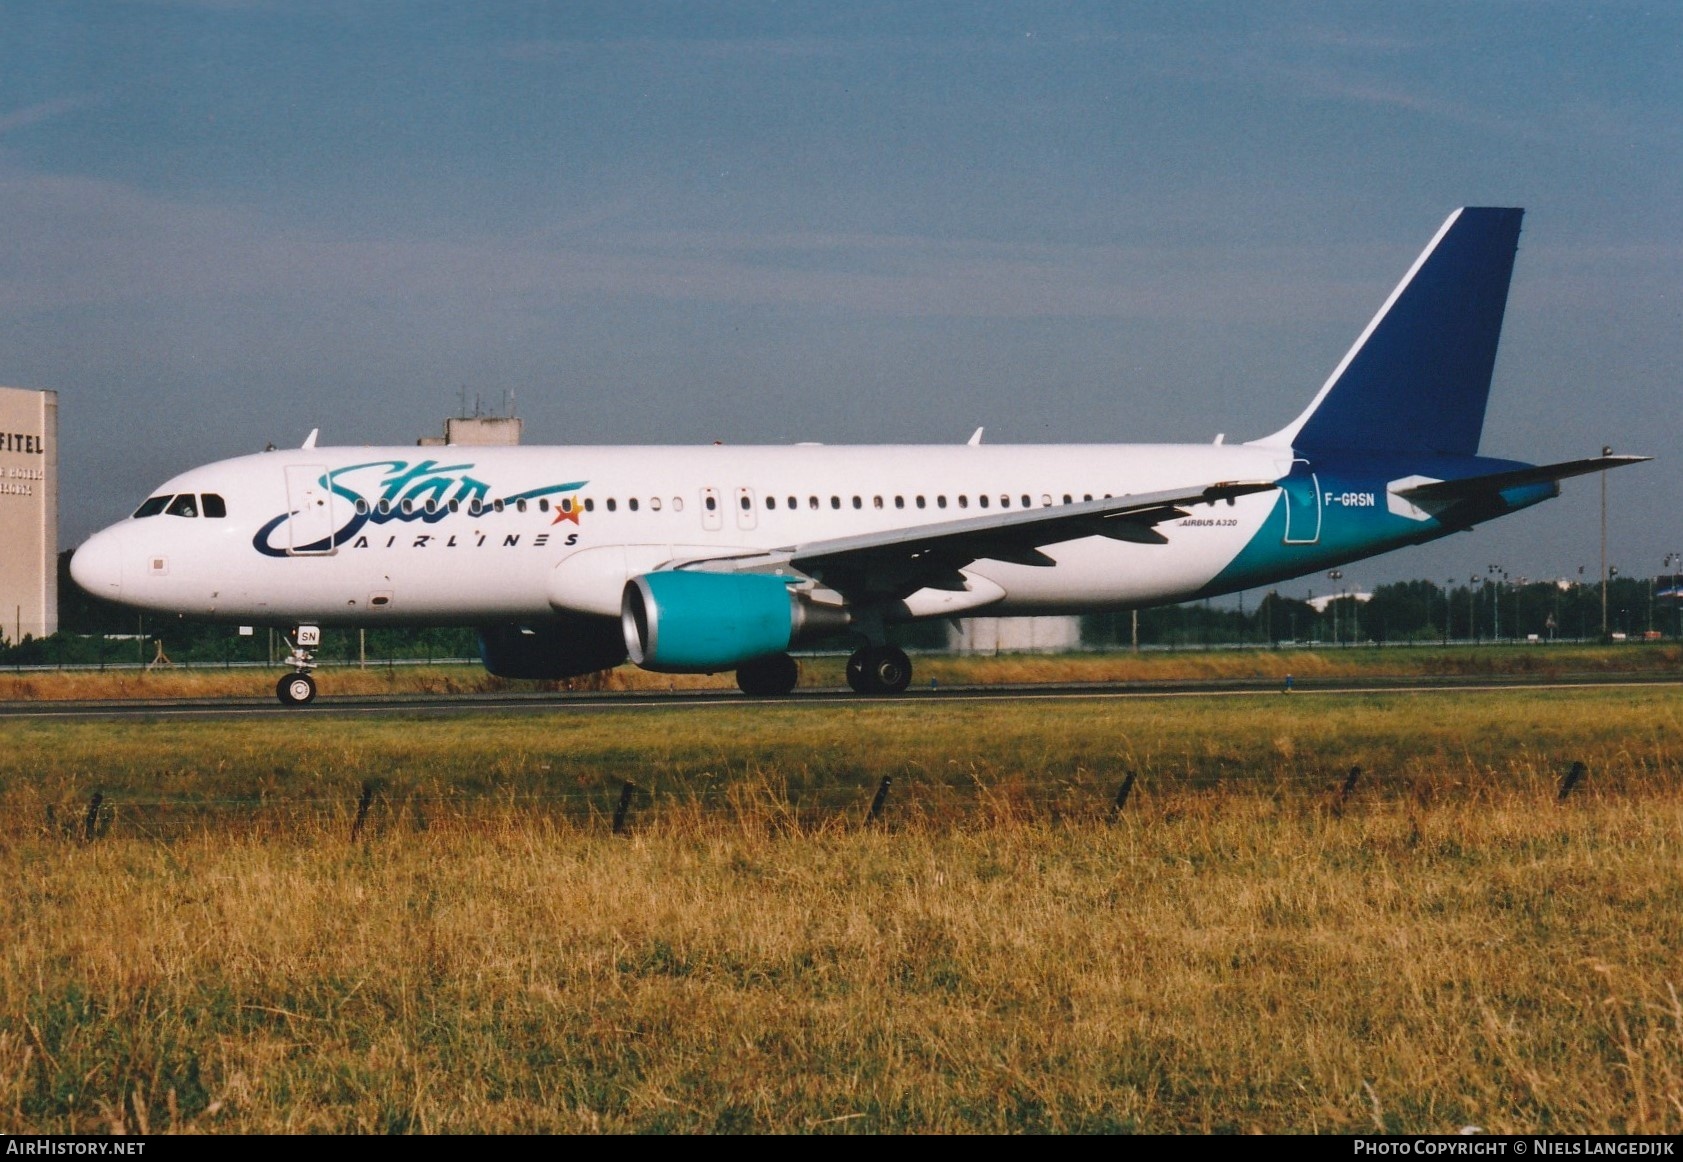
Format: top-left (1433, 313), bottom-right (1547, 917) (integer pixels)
top-left (0, 96), bottom-right (93, 136)
top-left (0, 165), bottom-right (1383, 328)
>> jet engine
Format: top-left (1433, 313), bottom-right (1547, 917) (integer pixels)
top-left (477, 616), bottom-right (628, 680)
top-left (621, 571), bottom-right (849, 672)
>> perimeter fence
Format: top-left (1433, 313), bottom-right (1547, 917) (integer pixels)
top-left (26, 757), bottom-right (1612, 847)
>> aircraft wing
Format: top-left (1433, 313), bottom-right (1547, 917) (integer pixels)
top-left (678, 480), bottom-right (1277, 602)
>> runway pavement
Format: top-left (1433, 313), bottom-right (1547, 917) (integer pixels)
top-left (4, 671), bottom-right (1679, 722)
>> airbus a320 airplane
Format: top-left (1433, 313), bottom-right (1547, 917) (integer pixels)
top-left (71, 208), bottom-right (1646, 704)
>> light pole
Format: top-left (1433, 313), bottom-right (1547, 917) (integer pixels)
top-left (1601, 445), bottom-right (1613, 640)
top-left (1666, 553), bottom-right (1682, 639)
top-left (1327, 570), bottom-right (1344, 646)
top-left (1488, 564), bottom-right (1502, 642)
top-left (1445, 580), bottom-right (1455, 645)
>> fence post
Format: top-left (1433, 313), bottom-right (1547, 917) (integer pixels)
top-left (612, 781), bottom-right (637, 835)
top-left (350, 782), bottom-right (374, 841)
top-left (1340, 765), bottom-right (1362, 803)
top-left (83, 792), bottom-right (103, 842)
top-left (867, 777), bottom-right (892, 825)
top-left (1558, 761), bottom-right (1586, 802)
top-left (1110, 772), bottom-right (1137, 819)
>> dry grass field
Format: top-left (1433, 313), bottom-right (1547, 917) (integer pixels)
top-left (2, 683), bottom-right (1682, 1132)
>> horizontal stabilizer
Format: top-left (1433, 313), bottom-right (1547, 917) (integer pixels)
top-left (1397, 454), bottom-right (1650, 504)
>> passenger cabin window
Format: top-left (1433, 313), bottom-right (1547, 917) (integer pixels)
top-left (628, 498), bottom-right (639, 512)
top-left (937, 496), bottom-right (947, 508)
top-left (851, 496), bottom-right (862, 509)
top-left (584, 499), bottom-right (595, 512)
top-left (830, 496), bottom-right (840, 509)
top-left (650, 497), bottom-right (662, 511)
top-left (606, 498), bottom-right (617, 512)
top-left (958, 495), bottom-right (968, 509)
top-left (538, 499), bottom-right (549, 512)
top-left (165, 494), bottom-right (199, 518)
top-left (673, 497), bottom-right (683, 512)
top-left (355, 499), bottom-right (370, 516)
top-left (133, 495), bottom-right (170, 519)
top-left (978, 495), bottom-right (989, 509)
top-left (916, 496), bottom-right (926, 509)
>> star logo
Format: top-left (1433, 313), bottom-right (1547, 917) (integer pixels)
top-left (552, 496), bottom-right (582, 525)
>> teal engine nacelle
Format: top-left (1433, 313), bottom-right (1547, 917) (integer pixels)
top-left (621, 571), bottom-right (850, 672)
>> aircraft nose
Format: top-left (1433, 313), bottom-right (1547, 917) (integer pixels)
top-left (70, 529), bottom-right (125, 600)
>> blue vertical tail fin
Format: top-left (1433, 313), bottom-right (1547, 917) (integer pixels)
top-left (1252, 207), bottom-right (1524, 456)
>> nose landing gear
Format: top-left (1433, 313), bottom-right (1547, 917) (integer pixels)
top-left (276, 624), bottom-right (321, 706)
top-left (277, 671), bottom-right (317, 705)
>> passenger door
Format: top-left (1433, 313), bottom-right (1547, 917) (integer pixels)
top-left (284, 465), bottom-right (338, 554)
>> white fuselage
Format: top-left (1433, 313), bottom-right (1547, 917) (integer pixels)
top-left (72, 441), bottom-right (1295, 626)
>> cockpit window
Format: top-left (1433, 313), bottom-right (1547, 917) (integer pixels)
top-left (201, 493), bottom-right (227, 518)
top-left (133, 495), bottom-right (171, 519)
top-left (165, 494), bottom-right (199, 518)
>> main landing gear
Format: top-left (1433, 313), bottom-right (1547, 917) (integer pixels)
top-left (276, 624), bottom-right (321, 707)
top-left (845, 645), bottom-right (912, 695)
top-left (734, 646), bottom-right (912, 697)
top-left (736, 653), bottom-right (799, 697)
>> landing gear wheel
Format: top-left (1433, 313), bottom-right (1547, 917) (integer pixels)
top-left (845, 649), bottom-right (872, 694)
top-left (736, 653), bottom-right (799, 697)
top-left (870, 646), bottom-right (912, 694)
top-left (277, 672), bottom-right (317, 706)
top-left (845, 646), bottom-right (913, 695)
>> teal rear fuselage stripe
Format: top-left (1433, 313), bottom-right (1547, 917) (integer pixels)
top-left (1195, 453), bottom-right (1554, 598)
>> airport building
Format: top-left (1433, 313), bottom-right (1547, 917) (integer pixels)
top-left (0, 387), bottom-right (58, 642)
top-left (417, 415), bottom-right (523, 446)
top-left (947, 616), bottom-right (1081, 654)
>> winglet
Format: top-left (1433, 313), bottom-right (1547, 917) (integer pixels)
top-left (967, 427), bottom-right (984, 446)
top-left (301, 428), bottom-right (319, 450)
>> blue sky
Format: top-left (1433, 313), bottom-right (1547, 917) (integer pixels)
top-left (3, 2), bottom-right (1678, 594)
